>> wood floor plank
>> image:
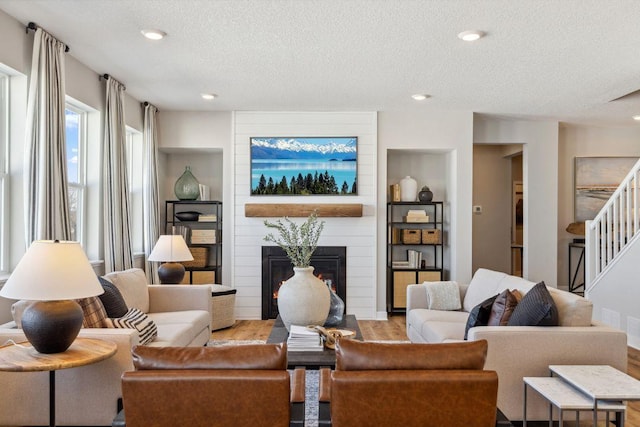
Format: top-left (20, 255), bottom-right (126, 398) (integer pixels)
top-left (212, 316), bottom-right (640, 427)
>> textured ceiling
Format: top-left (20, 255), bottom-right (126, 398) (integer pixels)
top-left (2, 0), bottom-right (640, 126)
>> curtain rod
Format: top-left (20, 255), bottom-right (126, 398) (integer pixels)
top-left (142, 101), bottom-right (159, 112)
top-left (100, 74), bottom-right (127, 91)
top-left (26, 22), bottom-right (70, 52)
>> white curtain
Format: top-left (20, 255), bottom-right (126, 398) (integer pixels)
top-left (143, 103), bottom-right (161, 283)
top-left (103, 77), bottom-right (133, 272)
top-left (24, 28), bottom-right (72, 245)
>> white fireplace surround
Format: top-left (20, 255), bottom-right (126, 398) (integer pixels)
top-left (232, 112), bottom-right (378, 320)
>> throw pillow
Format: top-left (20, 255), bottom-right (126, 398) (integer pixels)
top-left (464, 294), bottom-right (498, 340)
top-left (77, 296), bottom-right (109, 328)
top-left (106, 308), bottom-right (158, 345)
top-left (425, 281), bottom-right (461, 311)
top-left (97, 276), bottom-right (128, 318)
top-left (507, 281), bottom-right (559, 327)
top-left (11, 300), bottom-right (35, 329)
top-left (487, 289), bottom-right (519, 326)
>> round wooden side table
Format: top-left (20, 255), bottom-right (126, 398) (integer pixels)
top-left (0, 337), bottom-right (117, 427)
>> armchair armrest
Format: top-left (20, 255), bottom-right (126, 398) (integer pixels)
top-left (147, 284), bottom-right (212, 314)
top-left (290, 368), bottom-right (306, 426)
top-left (318, 367), bottom-right (332, 426)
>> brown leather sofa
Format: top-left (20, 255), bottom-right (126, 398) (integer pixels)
top-left (114, 343), bottom-right (305, 427)
top-left (319, 339), bottom-right (501, 427)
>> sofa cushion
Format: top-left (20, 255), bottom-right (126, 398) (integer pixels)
top-left (547, 287), bottom-right (593, 326)
top-left (146, 310), bottom-right (210, 347)
top-left (464, 294), bottom-right (498, 340)
top-left (103, 268), bottom-right (149, 313)
top-left (77, 296), bottom-right (109, 328)
top-left (335, 339), bottom-right (488, 371)
top-left (463, 268), bottom-right (536, 312)
top-left (507, 281), bottom-right (559, 326)
top-left (97, 276), bottom-right (128, 318)
top-left (488, 289), bottom-right (519, 326)
top-left (425, 281), bottom-right (461, 310)
top-left (106, 307), bottom-right (158, 345)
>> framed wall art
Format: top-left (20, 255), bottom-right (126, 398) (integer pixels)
top-left (250, 137), bottom-right (357, 195)
top-left (574, 156), bottom-right (639, 222)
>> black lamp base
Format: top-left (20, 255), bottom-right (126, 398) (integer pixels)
top-left (22, 300), bottom-right (83, 354)
top-left (158, 262), bottom-right (186, 284)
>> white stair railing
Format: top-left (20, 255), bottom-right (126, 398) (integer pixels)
top-left (585, 159), bottom-right (640, 292)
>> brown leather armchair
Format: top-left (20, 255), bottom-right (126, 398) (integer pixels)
top-left (319, 339), bottom-right (501, 427)
top-left (114, 343), bottom-right (305, 427)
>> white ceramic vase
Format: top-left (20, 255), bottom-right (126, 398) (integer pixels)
top-left (400, 176), bottom-right (418, 201)
top-left (277, 266), bottom-right (330, 331)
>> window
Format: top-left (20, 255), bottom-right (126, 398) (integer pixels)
top-left (65, 104), bottom-right (87, 245)
top-left (125, 128), bottom-right (144, 254)
top-left (0, 72), bottom-right (8, 273)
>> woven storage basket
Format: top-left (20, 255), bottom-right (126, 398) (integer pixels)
top-left (421, 229), bottom-right (441, 244)
top-left (182, 247), bottom-right (208, 268)
top-left (401, 229), bottom-right (421, 244)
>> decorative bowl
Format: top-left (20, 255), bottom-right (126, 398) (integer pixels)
top-left (175, 211), bottom-right (201, 222)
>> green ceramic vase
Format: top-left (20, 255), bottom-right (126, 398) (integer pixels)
top-left (174, 166), bottom-right (200, 200)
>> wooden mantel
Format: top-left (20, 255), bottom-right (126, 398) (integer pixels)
top-left (244, 203), bottom-right (363, 218)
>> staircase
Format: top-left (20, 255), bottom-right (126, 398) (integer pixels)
top-left (585, 158), bottom-right (640, 292)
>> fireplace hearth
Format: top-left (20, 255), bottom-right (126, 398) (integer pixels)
top-left (262, 246), bottom-right (346, 320)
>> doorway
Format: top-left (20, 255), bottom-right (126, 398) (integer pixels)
top-left (472, 145), bottom-right (523, 275)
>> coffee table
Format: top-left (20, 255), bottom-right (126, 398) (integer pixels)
top-left (267, 314), bottom-right (362, 369)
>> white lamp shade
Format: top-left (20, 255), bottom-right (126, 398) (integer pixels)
top-left (147, 235), bottom-right (194, 262)
top-left (0, 240), bottom-right (104, 301)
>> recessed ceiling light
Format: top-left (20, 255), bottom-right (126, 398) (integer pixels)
top-left (458, 30), bottom-right (485, 42)
top-left (201, 93), bottom-right (217, 100)
top-left (633, 115), bottom-right (640, 121)
top-left (141, 29), bottom-right (166, 40)
top-left (412, 94), bottom-right (430, 101)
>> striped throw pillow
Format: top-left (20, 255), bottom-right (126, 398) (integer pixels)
top-left (106, 308), bottom-right (158, 345)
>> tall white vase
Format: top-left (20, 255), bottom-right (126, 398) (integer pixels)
top-left (400, 176), bottom-right (418, 201)
top-left (277, 266), bottom-right (330, 331)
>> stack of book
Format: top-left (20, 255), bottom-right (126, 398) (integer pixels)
top-left (407, 249), bottom-right (422, 268)
top-left (287, 325), bottom-right (324, 351)
top-left (392, 260), bottom-right (411, 269)
top-left (198, 214), bottom-right (217, 222)
top-left (404, 210), bottom-right (430, 223)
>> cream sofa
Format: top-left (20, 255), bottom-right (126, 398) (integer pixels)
top-left (0, 268), bottom-right (212, 426)
top-left (406, 268), bottom-right (628, 422)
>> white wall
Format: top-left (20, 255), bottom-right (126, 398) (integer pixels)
top-left (233, 112), bottom-right (378, 319)
top-left (558, 125), bottom-right (640, 288)
top-left (474, 116), bottom-right (559, 286)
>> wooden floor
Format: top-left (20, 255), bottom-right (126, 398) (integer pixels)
top-left (212, 315), bottom-right (640, 427)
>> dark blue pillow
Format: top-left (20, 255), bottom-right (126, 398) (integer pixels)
top-left (507, 281), bottom-right (558, 327)
top-left (97, 276), bottom-right (128, 318)
top-left (464, 294), bottom-right (498, 340)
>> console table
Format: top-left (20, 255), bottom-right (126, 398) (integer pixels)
top-left (267, 314), bottom-right (362, 369)
top-left (0, 338), bottom-right (117, 427)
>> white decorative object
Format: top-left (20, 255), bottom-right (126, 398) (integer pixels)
top-left (277, 267), bottom-right (330, 331)
top-left (399, 176), bottom-right (417, 201)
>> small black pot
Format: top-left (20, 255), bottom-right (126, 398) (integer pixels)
top-left (418, 187), bottom-right (433, 202)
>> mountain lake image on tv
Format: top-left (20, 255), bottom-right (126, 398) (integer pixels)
top-left (250, 137), bottom-right (357, 195)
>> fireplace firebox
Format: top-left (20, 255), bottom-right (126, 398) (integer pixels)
top-left (262, 246), bottom-right (346, 320)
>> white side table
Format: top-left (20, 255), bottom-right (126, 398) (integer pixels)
top-left (549, 365), bottom-right (640, 427)
top-left (523, 376), bottom-right (625, 426)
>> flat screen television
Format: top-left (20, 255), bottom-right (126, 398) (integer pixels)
top-left (250, 137), bottom-right (357, 195)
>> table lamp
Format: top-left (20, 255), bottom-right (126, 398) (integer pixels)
top-left (0, 240), bottom-right (104, 354)
top-left (147, 235), bottom-right (193, 284)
